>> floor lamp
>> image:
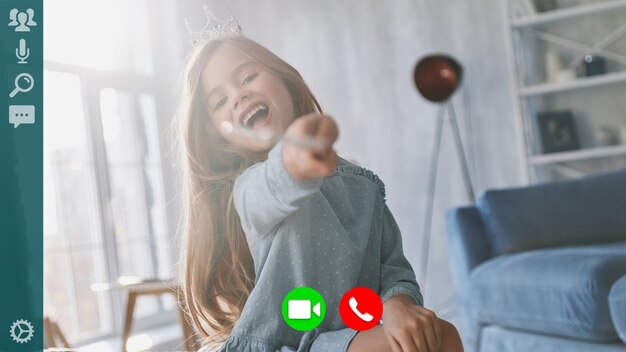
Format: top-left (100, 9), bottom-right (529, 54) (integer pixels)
top-left (413, 55), bottom-right (475, 291)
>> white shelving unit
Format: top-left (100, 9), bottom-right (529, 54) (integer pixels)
top-left (520, 69), bottom-right (626, 96)
top-left (508, 0), bottom-right (626, 182)
top-left (511, 0), bottom-right (626, 28)
top-left (529, 144), bottom-right (626, 164)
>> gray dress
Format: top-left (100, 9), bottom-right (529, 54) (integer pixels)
top-left (218, 141), bottom-right (423, 352)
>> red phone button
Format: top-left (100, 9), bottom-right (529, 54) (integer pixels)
top-left (339, 287), bottom-right (383, 331)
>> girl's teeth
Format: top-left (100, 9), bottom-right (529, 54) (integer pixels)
top-left (243, 104), bottom-right (267, 126)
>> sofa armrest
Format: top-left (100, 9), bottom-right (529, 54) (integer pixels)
top-left (446, 206), bottom-right (492, 352)
top-left (610, 275), bottom-right (626, 344)
top-left (446, 206), bottom-right (492, 285)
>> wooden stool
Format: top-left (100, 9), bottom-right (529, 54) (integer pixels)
top-left (43, 316), bottom-right (71, 349)
top-left (92, 278), bottom-right (200, 352)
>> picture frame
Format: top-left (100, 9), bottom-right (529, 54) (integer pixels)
top-left (537, 110), bottom-right (580, 154)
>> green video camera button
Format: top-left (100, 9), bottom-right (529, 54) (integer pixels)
top-left (281, 287), bottom-right (326, 331)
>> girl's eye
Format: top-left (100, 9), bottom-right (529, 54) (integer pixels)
top-left (242, 73), bottom-right (258, 85)
top-left (214, 97), bottom-right (226, 110)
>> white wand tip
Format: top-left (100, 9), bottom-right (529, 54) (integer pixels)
top-left (220, 121), bottom-right (234, 134)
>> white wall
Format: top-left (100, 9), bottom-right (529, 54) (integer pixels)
top-left (172, 0), bottom-right (527, 322)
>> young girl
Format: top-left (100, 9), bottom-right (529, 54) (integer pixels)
top-left (177, 34), bottom-right (463, 352)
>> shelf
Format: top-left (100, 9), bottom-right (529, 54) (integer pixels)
top-left (519, 70), bottom-right (626, 96)
top-left (529, 145), bottom-right (626, 165)
top-left (508, 0), bottom-right (626, 182)
top-left (512, 0), bottom-right (626, 28)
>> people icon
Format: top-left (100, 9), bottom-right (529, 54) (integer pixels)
top-left (8, 9), bottom-right (18, 26)
top-left (8, 8), bottom-right (37, 32)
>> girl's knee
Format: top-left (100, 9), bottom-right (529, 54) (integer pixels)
top-left (437, 318), bottom-right (464, 352)
top-left (438, 318), bottom-right (458, 335)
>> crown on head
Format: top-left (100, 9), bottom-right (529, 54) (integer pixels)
top-left (185, 4), bottom-right (242, 47)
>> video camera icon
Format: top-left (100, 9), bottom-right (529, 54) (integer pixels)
top-left (288, 300), bottom-right (322, 320)
top-left (282, 287), bottom-right (326, 331)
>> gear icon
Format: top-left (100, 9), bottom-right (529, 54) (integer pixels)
top-left (10, 319), bottom-right (34, 344)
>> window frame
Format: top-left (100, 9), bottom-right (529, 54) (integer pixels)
top-left (43, 0), bottom-right (183, 344)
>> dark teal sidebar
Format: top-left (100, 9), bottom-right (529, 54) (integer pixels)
top-left (0, 0), bottom-right (43, 351)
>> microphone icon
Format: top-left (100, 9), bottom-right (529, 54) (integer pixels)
top-left (16, 39), bottom-right (30, 64)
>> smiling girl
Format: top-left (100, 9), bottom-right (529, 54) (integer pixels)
top-left (176, 34), bottom-right (463, 352)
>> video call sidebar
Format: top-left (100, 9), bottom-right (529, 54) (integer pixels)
top-left (1, 0), bottom-right (43, 350)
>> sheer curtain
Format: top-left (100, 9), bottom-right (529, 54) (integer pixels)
top-left (43, 0), bottom-right (179, 344)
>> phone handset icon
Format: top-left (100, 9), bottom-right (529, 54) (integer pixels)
top-left (349, 297), bottom-right (374, 322)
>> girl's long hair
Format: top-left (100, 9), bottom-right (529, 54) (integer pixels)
top-left (174, 37), bottom-right (322, 346)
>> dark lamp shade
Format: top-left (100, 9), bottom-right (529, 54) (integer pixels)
top-left (413, 55), bottom-right (463, 102)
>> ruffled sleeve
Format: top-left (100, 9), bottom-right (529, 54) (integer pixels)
top-left (233, 141), bottom-right (323, 239)
top-left (334, 161), bottom-right (386, 201)
top-left (379, 203), bottom-right (424, 306)
top-left (218, 328), bottom-right (357, 352)
top-left (335, 159), bottom-right (423, 305)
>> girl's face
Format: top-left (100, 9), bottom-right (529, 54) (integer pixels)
top-left (202, 47), bottom-right (295, 152)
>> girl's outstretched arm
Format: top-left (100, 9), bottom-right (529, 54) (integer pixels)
top-left (233, 114), bottom-right (338, 239)
top-left (281, 114), bottom-right (338, 180)
top-left (233, 140), bottom-right (323, 238)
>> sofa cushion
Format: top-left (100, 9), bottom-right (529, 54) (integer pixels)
top-left (477, 169), bottom-right (626, 256)
top-left (470, 242), bottom-right (626, 341)
top-left (481, 326), bottom-right (626, 352)
top-left (610, 275), bottom-right (626, 344)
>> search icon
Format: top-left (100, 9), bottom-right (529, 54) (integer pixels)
top-left (9, 73), bottom-right (34, 98)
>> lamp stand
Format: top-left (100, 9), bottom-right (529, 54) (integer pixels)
top-left (419, 100), bottom-right (475, 291)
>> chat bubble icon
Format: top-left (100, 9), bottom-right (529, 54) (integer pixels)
top-left (9, 105), bottom-right (35, 128)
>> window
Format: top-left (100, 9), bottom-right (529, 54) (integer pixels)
top-left (44, 0), bottom-right (153, 75)
top-left (43, 0), bottom-right (175, 345)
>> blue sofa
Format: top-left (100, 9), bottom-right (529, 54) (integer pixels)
top-left (446, 169), bottom-right (626, 352)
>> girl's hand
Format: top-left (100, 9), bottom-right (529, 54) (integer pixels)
top-left (282, 113), bottom-right (339, 180)
top-left (381, 295), bottom-right (442, 352)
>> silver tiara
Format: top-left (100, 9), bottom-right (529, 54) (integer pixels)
top-left (185, 4), bottom-right (242, 47)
